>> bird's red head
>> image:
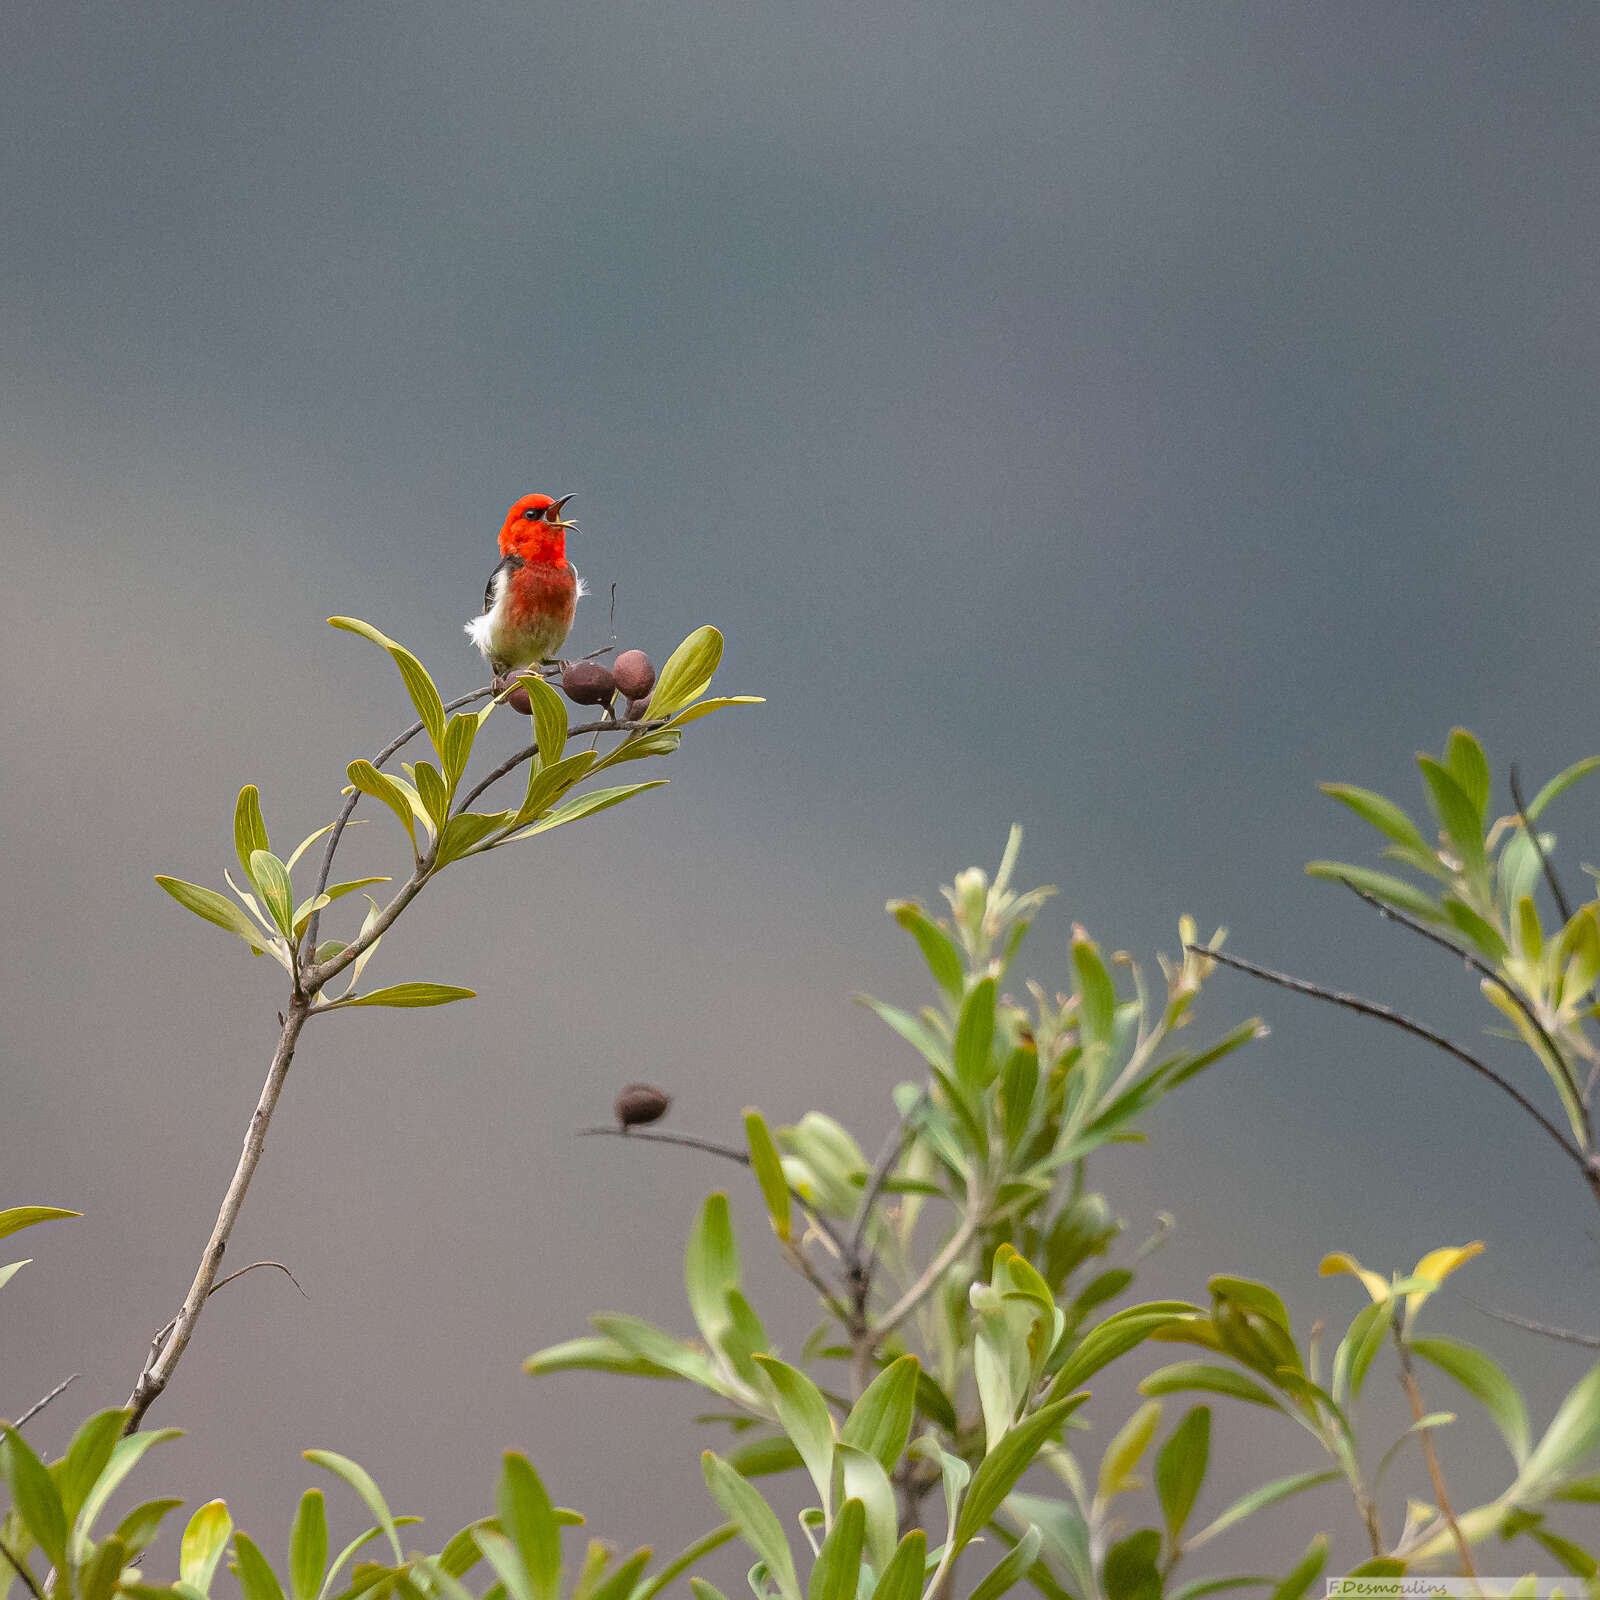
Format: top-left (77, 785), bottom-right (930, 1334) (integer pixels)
top-left (498, 492), bottom-right (576, 563)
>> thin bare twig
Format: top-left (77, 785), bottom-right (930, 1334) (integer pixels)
top-left (12, 1373), bottom-right (77, 1429)
top-left (1459, 1297), bottom-right (1600, 1349)
top-left (0, 1540), bottom-right (43, 1600)
top-left (1510, 764), bottom-right (1573, 925)
top-left (1339, 879), bottom-right (1591, 1146)
top-left (1186, 945), bottom-right (1591, 1172)
top-left (849, 1092), bottom-right (927, 1261)
top-left (304, 685), bottom-right (494, 953)
top-left (874, 1204), bottom-right (983, 1341)
top-left (1395, 1333), bottom-right (1475, 1578)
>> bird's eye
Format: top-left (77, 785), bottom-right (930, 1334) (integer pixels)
top-left (523, 508), bottom-right (540, 520)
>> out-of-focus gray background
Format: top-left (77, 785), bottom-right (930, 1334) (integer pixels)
top-left (4, 0), bottom-right (1598, 1574)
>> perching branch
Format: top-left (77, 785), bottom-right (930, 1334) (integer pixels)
top-left (453, 715), bottom-right (668, 817)
top-left (1459, 1298), bottom-right (1600, 1349)
top-left (1338, 879), bottom-right (1591, 1147)
top-left (1187, 944), bottom-right (1593, 1178)
top-left (1394, 1330), bottom-right (1475, 1577)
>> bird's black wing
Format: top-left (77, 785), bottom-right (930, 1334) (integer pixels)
top-left (482, 553), bottom-right (524, 613)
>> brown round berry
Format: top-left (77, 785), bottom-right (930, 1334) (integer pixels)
top-left (615, 1082), bottom-right (671, 1129)
top-left (561, 662), bottom-right (616, 706)
top-left (506, 683), bottom-right (533, 715)
top-left (612, 650), bottom-right (657, 700)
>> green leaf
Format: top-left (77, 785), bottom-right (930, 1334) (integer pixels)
top-left (113, 1497), bottom-right (185, 1561)
top-left (886, 902), bottom-right (964, 1002)
top-left (247, 850), bottom-right (295, 936)
top-left (522, 1335), bottom-right (682, 1382)
top-left (590, 1549), bottom-right (652, 1600)
top-left (235, 786), bottom-right (270, 877)
top-left (436, 811), bottom-right (513, 866)
top-left (1102, 1529), bottom-right (1160, 1600)
top-left (1268, 1534), bottom-right (1326, 1600)
top-left (1048, 1305), bottom-right (1202, 1398)
top-left (627, 1524), bottom-right (739, 1600)
top-left (954, 1398), bottom-right (1080, 1551)
top-left (234, 1533), bottom-right (289, 1600)
top-left (700, 1453), bottom-right (799, 1600)
top-left (1417, 756), bottom-right (1488, 891)
top-left (1071, 934), bottom-right (1116, 1046)
top-left (1409, 1335), bottom-right (1530, 1465)
top-left (329, 618), bottom-right (445, 751)
top-left (840, 1356), bottom-right (919, 1476)
top-left (442, 712), bottom-right (479, 791)
top-left (305, 1450), bottom-right (403, 1564)
top-left (1445, 729), bottom-right (1491, 824)
top-left (831, 1446), bottom-right (896, 1574)
top-left (743, 1112), bottom-right (792, 1244)
top-left (650, 627), bottom-right (723, 718)
top-left (290, 1490), bottom-right (329, 1600)
top-left (0, 1206), bottom-right (80, 1242)
top-left (1139, 1363), bottom-right (1279, 1408)
top-left (60, 1408), bottom-right (129, 1529)
top-left (515, 781), bottom-right (668, 838)
top-left (1167, 1578), bottom-right (1274, 1600)
top-left (180, 1501), bottom-right (233, 1596)
top-left (966, 1524), bottom-right (1041, 1600)
top-left (522, 675), bottom-right (568, 769)
top-left (1318, 784), bottom-right (1434, 858)
top-left (1098, 1401), bottom-right (1162, 1499)
top-left (750, 1358), bottom-right (834, 1512)
top-left (1441, 895), bottom-right (1507, 961)
top-left (293, 878), bottom-right (391, 936)
top-left (1156, 1407), bottom-right (1210, 1547)
top-left (508, 750), bottom-right (600, 830)
top-left (807, 1499), bottom-right (863, 1600)
top-left (1, 1427), bottom-right (66, 1571)
top-left (1186, 1470), bottom-right (1340, 1552)
top-left (285, 822), bottom-right (338, 873)
top-left (688, 1583), bottom-right (730, 1600)
top-left (1519, 1360), bottom-right (1600, 1493)
top-left (953, 977), bottom-right (997, 1091)
top-left (865, 1532), bottom-right (925, 1600)
top-left (413, 762), bottom-right (451, 832)
top-left (725, 1435), bottom-right (803, 1478)
top-left (661, 695), bottom-right (764, 730)
top-left (347, 761), bottom-right (419, 853)
top-left (81, 1536), bottom-right (127, 1600)
top-left (1303, 863), bottom-right (1443, 921)
top-left (685, 1194), bottom-right (741, 1349)
top-left (77, 1429), bottom-right (183, 1539)
top-left (1528, 755), bottom-right (1600, 820)
top-left (589, 1315), bottom-right (718, 1387)
top-left (336, 983), bottom-right (476, 1009)
top-left (497, 1453), bottom-right (561, 1600)
top-left (156, 875), bottom-right (277, 952)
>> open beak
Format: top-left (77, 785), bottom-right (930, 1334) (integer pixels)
top-left (548, 493), bottom-right (576, 528)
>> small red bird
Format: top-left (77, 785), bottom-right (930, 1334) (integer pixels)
top-left (465, 492), bottom-right (585, 674)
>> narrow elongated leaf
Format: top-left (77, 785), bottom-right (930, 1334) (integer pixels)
top-left (77, 1429), bottom-right (183, 1537)
top-left (60, 1408), bottom-right (128, 1528)
top-left (0, 1426), bottom-right (66, 1570)
top-left (1445, 729), bottom-right (1491, 823)
top-left (347, 761), bottom-right (418, 853)
top-left (522, 675), bottom-right (568, 769)
top-left (442, 713), bottom-right (479, 791)
top-left (234, 1533), bottom-right (289, 1600)
top-left (1098, 1402), bottom-right (1162, 1499)
top-left (743, 1112), bottom-right (792, 1243)
top-left (967, 1524), bottom-right (1041, 1600)
top-left (293, 879), bottom-right (390, 934)
top-left (626, 1523), bottom-right (739, 1600)
top-left (650, 627), bottom-right (723, 717)
top-left (1417, 757), bottom-right (1488, 889)
top-left (0, 1258), bottom-right (27, 1290)
top-left (1318, 784), bottom-right (1433, 857)
top-left (413, 762), bottom-right (452, 832)
top-left (156, 875), bottom-right (276, 951)
top-left (807, 1499), bottom-right (863, 1600)
top-left (1518, 1360), bottom-right (1600, 1493)
top-left (1528, 756), bottom-right (1600, 820)
top-left (329, 618), bottom-right (445, 751)
top-left (305, 1450), bottom-right (403, 1563)
top-left (285, 822), bottom-right (338, 872)
top-left (590, 1550), bottom-right (652, 1600)
top-left (521, 1335), bottom-right (681, 1381)
top-left (884, 902), bottom-right (964, 1001)
top-left (725, 1435), bottom-right (803, 1478)
top-left (290, 1490), bottom-right (329, 1600)
top-left (832, 1446), bottom-right (896, 1574)
top-left (700, 1453), bottom-right (799, 1600)
top-left (1102, 1529), bottom-right (1160, 1600)
top-left (1155, 1407), bottom-right (1210, 1546)
top-left (750, 1358), bottom-right (833, 1511)
top-left (337, 983), bottom-right (476, 1009)
top-left (497, 1453), bottom-right (561, 1600)
top-left (81, 1536), bottom-right (127, 1600)
top-left (1186, 1470), bottom-right (1340, 1551)
top-left (180, 1501), bottom-right (234, 1596)
top-left (865, 1532), bottom-right (925, 1600)
top-left (840, 1356), bottom-right (918, 1476)
top-left (0, 1207), bottom-right (79, 1242)
top-left (685, 1194), bottom-right (740, 1348)
top-left (954, 1398), bottom-right (1080, 1550)
top-left (1268, 1534), bottom-right (1326, 1600)
top-left (249, 850), bottom-right (296, 936)
top-left (517, 781), bottom-right (667, 838)
top-left (1303, 862), bottom-right (1443, 921)
top-left (1138, 1363), bottom-right (1279, 1408)
top-left (113, 1497), bottom-right (185, 1560)
top-left (1071, 936), bottom-right (1116, 1046)
top-left (236, 786), bottom-right (270, 877)
top-left (953, 978), bottom-right (997, 1091)
top-left (663, 696), bottom-right (764, 729)
top-left (589, 1315), bottom-right (718, 1386)
top-left (1409, 1335), bottom-right (1529, 1465)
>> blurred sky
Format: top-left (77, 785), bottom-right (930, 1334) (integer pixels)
top-left (4, 0), bottom-right (1600, 1576)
